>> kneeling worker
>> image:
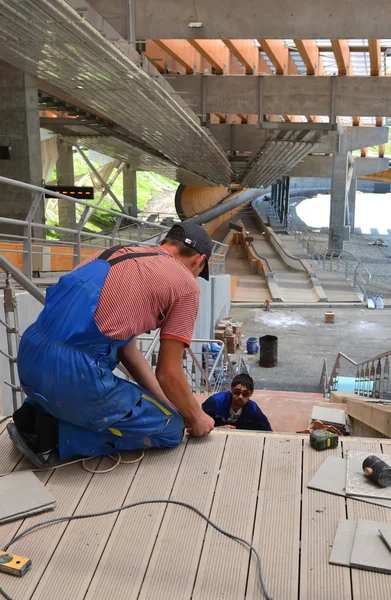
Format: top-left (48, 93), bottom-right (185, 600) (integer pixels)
top-left (8, 223), bottom-right (215, 467)
top-left (202, 374), bottom-right (272, 431)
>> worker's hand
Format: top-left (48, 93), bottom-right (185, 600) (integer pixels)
top-left (216, 424), bottom-right (236, 429)
top-left (186, 412), bottom-right (214, 437)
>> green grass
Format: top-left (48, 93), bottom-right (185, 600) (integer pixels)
top-left (46, 150), bottom-right (178, 238)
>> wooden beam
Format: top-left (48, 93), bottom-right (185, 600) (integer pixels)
top-left (144, 40), bottom-right (184, 74)
top-left (258, 40), bottom-right (299, 75)
top-left (188, 40), bottom-right (231, 74)
top-left (352, 116), bottom-right (362, 126)
top-left (368, 39), bottom-right (381, 76)
top-left (223, 40), bottom-right (272, 75)
top-left (330, 40), bottom-right (352, 75)
top-left (153, 40), bottom-right (202, 74)
top-left (293, 39), bottom-right (325, 75)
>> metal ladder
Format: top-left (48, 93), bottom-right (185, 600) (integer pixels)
top-left (0, 275), bottom-right (24, 411)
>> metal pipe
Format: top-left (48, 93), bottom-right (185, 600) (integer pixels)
top-left (186, 189), bottom-right (266, 225)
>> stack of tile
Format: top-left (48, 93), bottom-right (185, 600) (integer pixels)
top-left (330, 519), bottom-right (391, 573)
top-left (310, 406), bottom-right (348, 434)
top-left (0, 471), bottom-right (56, 523)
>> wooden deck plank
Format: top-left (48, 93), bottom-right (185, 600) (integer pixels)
top-left (0, 417), bottom-right (11, 435)
top-left (30, 453), bottom-right (144, 600)
top-left (247, 436), bottom-right (302, 600)
top-left (84, 442), bottom-right (188, 600)
top-left (192, 435), bottom-right (264, 600)
top-left (137, 435), bottom-right (226, 600)
top-left (300, 439), bottom-right (352, 600)
top-left (343, 439), bottom-right (391, 600)
top-left (1, 431), bottom-right (391, 600)
top-left (0, 453), bottom-right (100, 599)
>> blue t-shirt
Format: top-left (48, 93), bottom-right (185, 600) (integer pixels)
top-left (202, 391), bottom-right (272, 431)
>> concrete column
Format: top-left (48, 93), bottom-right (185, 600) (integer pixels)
top-left (0, 60), bottom-right (43, 234)
top-left (328, 152), bottom-right (349, 254)
top-left (348, 176), bottom-right (357, 232)
top-left (56, 140), bottom-right (75, 241)
top-left (123, 164), bottom-right (137, 217)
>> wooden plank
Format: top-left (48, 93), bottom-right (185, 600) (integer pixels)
top-left (300, 440), bottom-right (351, 599)
top-left (31, 452), bottom-right (145, 600)
top-left (88, 435), bottom-right (225, 600)
top-left (247, 436), bottom-right (302, 600)
top-left (192, 434), bottom-right (264, 600)
top-left (0, 416), bottom-right (11, 436)
top-left (137, 436), bottom-right (226, 600)
top-left (0, 458), bottom-right (100, 599)
top-left (343, 439), bottom-right (391, 600)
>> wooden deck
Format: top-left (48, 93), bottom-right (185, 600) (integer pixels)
top-left (1, 419), bottom-right (391, 599)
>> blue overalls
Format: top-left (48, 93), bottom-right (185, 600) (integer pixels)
top-left (17, 246), bottom-right (185, 460)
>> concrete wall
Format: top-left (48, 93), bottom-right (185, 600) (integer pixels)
top-left (290, 177), bottom-right (391, 194)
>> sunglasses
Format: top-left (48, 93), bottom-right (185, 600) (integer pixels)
top-left (231, 388), bottom-right (251, 398)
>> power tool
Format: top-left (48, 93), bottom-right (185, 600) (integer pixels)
top-left (310, 429), bottom-right (339, 451)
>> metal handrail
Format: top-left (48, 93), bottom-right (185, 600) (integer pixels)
top-left (0, 176), bottom-right (227, 279)
top-left (287, 212), bottom-right (371, 300)
top-left (323, 349), bottom-right (391, 399)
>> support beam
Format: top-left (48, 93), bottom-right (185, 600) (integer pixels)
top-left (206, 123), bottom-right (388, 154)
top-left (330, 40), bottom-right (352, 75)
top-left (123, 164), bottom-right (138, 217)
top-left (143, 40), bottom-right (184, 73)
top-left (289, 155), bottom-right (389, 178)
top-left (348, 174), bottom-right (357, 231)
top-left (153, 40), bottom-right (202, 74)
top-left (135, 1), bottom-right (391, 39)
top-left (0, 60), bottom-right (43, 235)
top-left (328, 152), bottom-right (349, 254)
top-left (293, 39), bottom-right (325, 76)
top-left (56, 139), bottom-right (75, 241)
top-left (188, 40), bottom-right (231, 74)
top-left (167, 74), bottom-right (391, 118)
top-left (368, 39), bottom-right (381, 76)
top-left (258, 40), bottom-right (299, 75)
top-left (222, 40), bottom-right (272, 75)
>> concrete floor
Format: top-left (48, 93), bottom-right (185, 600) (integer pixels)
top-left (230, 305), bottom-right (391, 393)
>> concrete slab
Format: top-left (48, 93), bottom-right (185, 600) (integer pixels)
top-left (378, 525), bottom-right (391, 553)
top-left (0, 471), bottom-right (56, 522)
top-left (350, 520), bottom-right (391, 574)
top-left (311, 406), bottom-right (346, 426)
top-left (329, 520), bottom-right (357, 567)
top-left (346, 451), bottom-right (391, 500)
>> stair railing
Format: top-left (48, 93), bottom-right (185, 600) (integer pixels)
top-left (322, 350), bottom-right (391, 399)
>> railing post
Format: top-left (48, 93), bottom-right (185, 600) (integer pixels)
top-left (73, 230), bottom-right (81, 268)
top-left (22, 221), bottom-right (33, 280)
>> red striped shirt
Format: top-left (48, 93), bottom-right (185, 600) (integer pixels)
top-left (77, 246), bottom-right (200, 346)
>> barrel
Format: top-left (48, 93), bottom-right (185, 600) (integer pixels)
top-left (259, 335), bottom-right (278, 368)
top-left (246, 337), bottom-right (258, 355)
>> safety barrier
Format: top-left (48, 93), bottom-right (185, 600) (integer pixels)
top-left (0, 176), bottom-right (228, 279)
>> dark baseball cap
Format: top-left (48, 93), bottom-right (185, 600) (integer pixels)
top-left (165, 222), bottom-right (214, 280)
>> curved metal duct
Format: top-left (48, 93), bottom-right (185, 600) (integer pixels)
top-left (185, 188), bottom-right (264, 225)
top-left (175, 185), bottom-right (230, 219)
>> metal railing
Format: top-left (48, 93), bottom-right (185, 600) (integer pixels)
top-left (0, 176), bottom-right (228, 279)
top-left (321, 350), bottom-right (391, 400)
top-left (287, 213), bottom-right (371, 301)
top-left (128, 332), bottom-right (247, 395)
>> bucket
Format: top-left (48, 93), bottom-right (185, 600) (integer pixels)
top-left (259, 335), bottom-right (278, 368)
top-left (246, 337), bottom-right (258, 355)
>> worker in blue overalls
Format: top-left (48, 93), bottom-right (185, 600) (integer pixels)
top-left (8, 223), bottom-right (215, 467)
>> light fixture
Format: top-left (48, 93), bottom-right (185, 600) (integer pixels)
top-left (188, 22), bottom-right (203, 28)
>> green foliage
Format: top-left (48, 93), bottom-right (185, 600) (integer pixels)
top-left (45, 150), bottom-right (178, 238)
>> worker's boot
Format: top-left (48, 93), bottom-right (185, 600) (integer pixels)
top-left (12, 403), bottom-right (38, 446)
top-left (7, 413), bottom-right (61, 469)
